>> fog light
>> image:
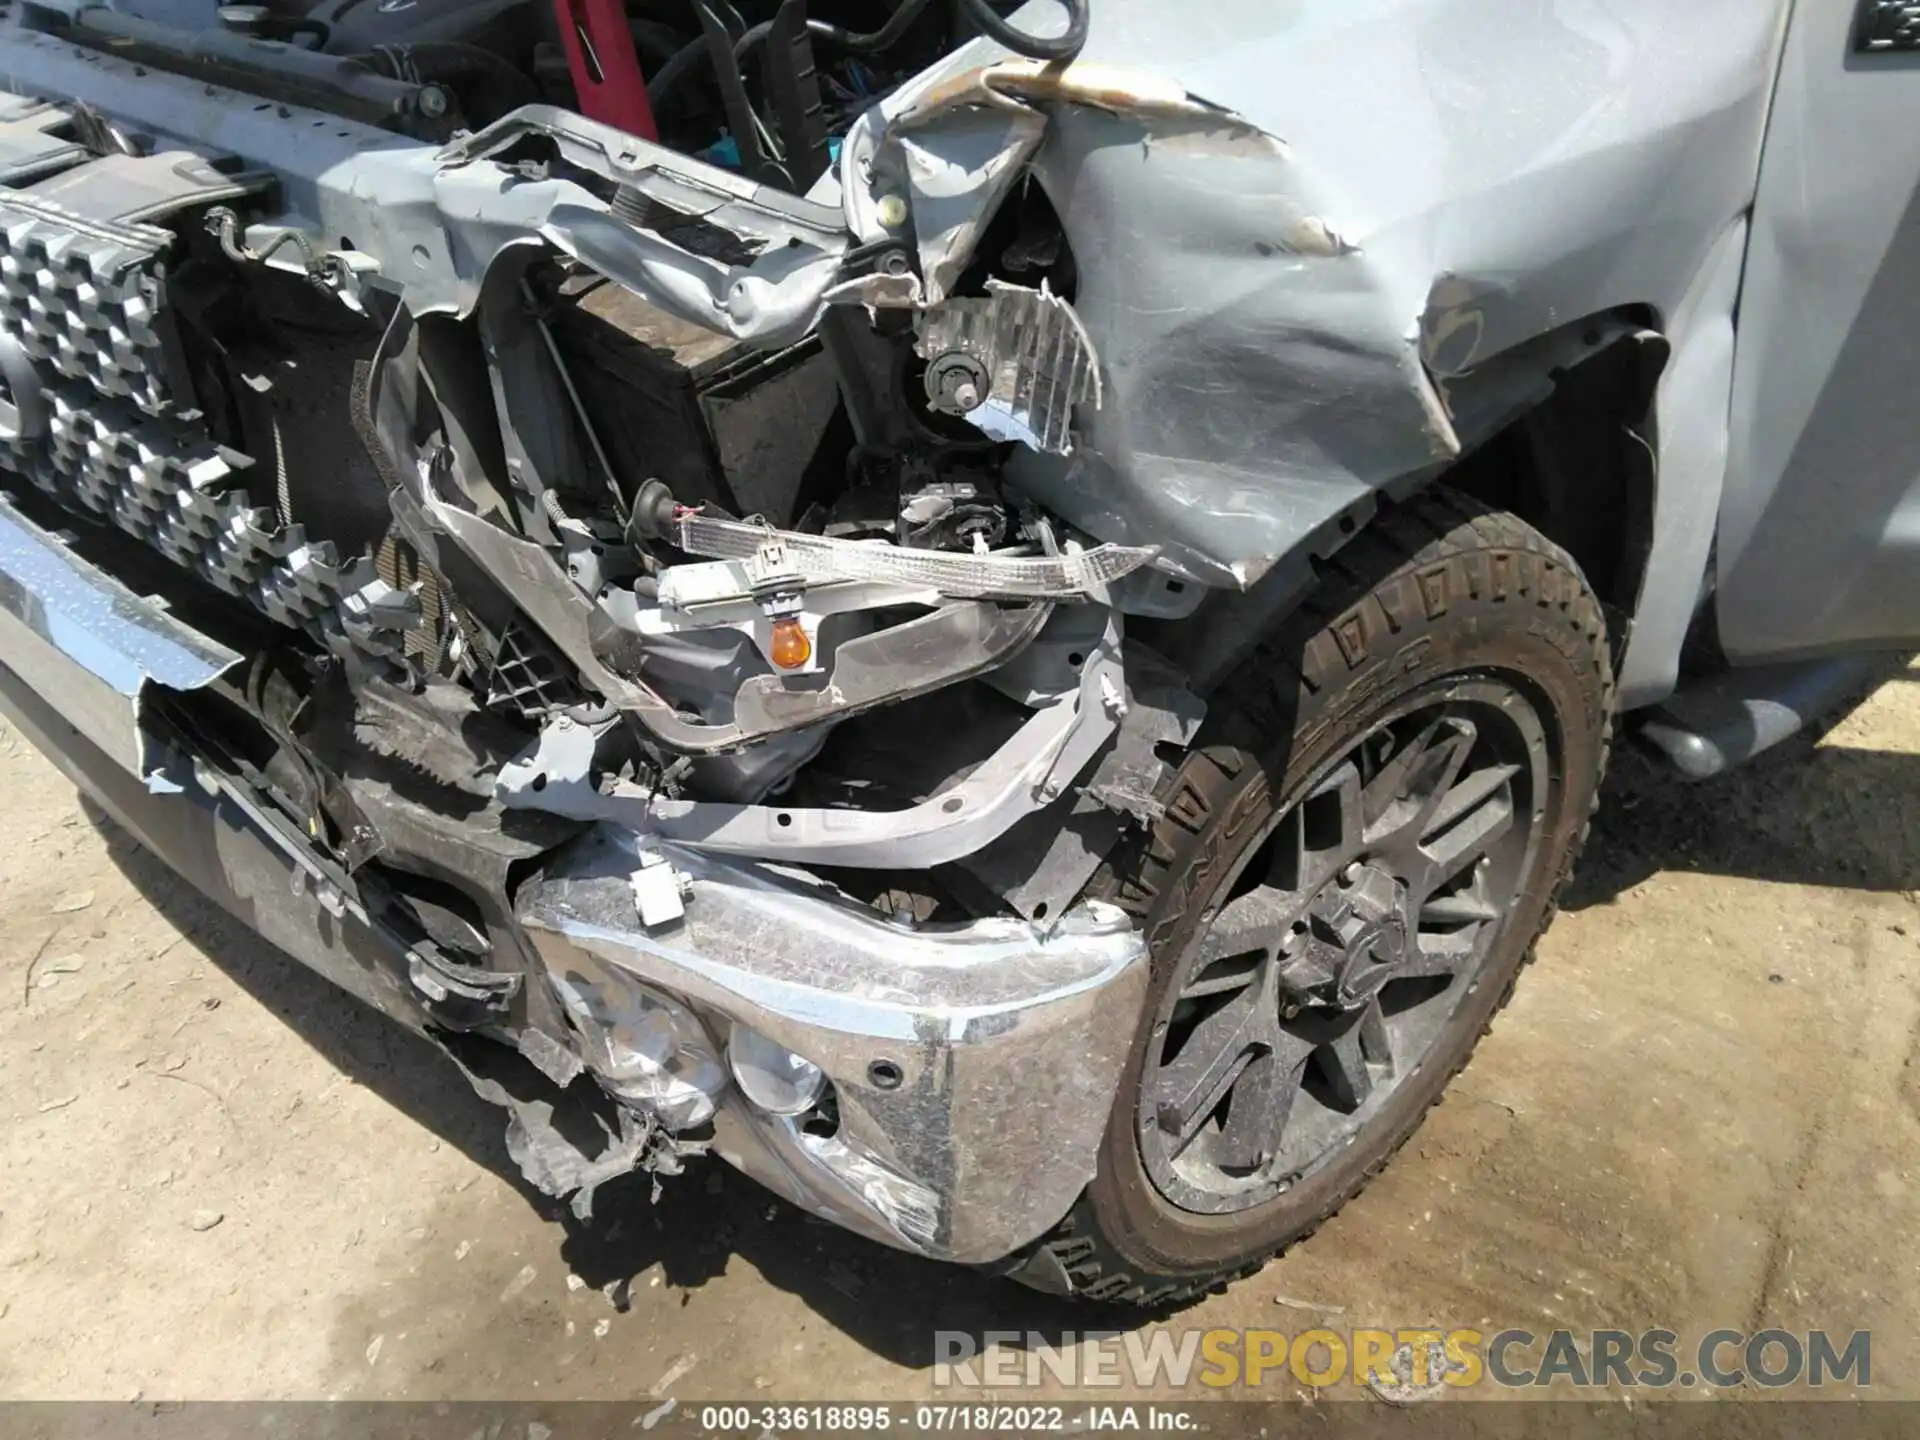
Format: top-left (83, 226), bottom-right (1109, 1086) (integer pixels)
top-left (547, 960), bottom-right (725, 1130)
top-left (728, 1023), bottom-right (827, 1116)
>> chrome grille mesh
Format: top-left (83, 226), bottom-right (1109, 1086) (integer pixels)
top-left (0, 109), bottom-right (416, 657)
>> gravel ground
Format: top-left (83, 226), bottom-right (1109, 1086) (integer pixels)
top-left (2, 661), bottom-right (1918, 1406)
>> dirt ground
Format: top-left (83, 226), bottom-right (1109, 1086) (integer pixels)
top-left (4, 660), bottom-right (1920, 1407)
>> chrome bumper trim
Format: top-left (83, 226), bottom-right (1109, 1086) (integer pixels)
top-left (517, 824), bottom-right (1149, 1264)
top-left (0, 492), bottom-right (237, 777)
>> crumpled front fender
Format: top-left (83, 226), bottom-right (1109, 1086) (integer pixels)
top-left (878, 0), bottom-right (1788, 597)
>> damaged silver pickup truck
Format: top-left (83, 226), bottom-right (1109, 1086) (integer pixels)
top-left (0, 0), bottom-right (1912, 1303)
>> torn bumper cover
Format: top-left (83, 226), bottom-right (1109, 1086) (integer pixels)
top-left (518, 825), bottom-right (1148, 1264)
top-left (0, 491), bottom-right (238, 778)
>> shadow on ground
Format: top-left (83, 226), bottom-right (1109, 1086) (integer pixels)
top-left (81, 655), bottom-right (1920, 1367)
top-left (1565, 655), bottom-right (1920, 909)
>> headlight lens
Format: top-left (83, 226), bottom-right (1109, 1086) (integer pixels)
top-left (727, 1023), bottom-right (827, 1116)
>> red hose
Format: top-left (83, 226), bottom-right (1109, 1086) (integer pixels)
top-left (552, 0), bottom-right (659, 141)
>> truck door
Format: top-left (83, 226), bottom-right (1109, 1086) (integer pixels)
top-left (1718, 0), bottom-right (1920, 659)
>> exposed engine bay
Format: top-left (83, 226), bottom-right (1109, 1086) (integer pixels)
top-left (80, 0), bottom-right (1085, 160)
top-left (0, 0), bottom-right (1170, 884)
top-left (0, 0), bottom-right (1227, 1246)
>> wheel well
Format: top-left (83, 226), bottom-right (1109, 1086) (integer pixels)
top-left (1140, 321), bottom-right (1664, 694)
top-left (1438, 328), bottom-right (1662, 658)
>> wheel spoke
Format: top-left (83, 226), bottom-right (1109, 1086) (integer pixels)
top-left (1402, 929), bottom-right (1476, 975)
top-left (1421, 760), bottom-right (1520, 841)
top-left (1155, 985), bottom-right (1272, 1152)
top-left (1361, 714), bottom-right (1450, 833)
top-left (1357, 996), bottom-right (1394, 1072)
top-left (1262, 803), bottom-right (1304, 890)
top-left (1294, 761), bottom-right (1365, 891)
top-left (1364, 715), bottom-right (1474, 839)
top-left (1319, 1014), bottom-right (1380, 1111)
top-left (1177, 952), bottom-right (1266, 1001)
top-left (1191, 885), bottom-right (1305, 972)
top-left (1323, 760), bottom-right (1365, 846)
top-left (1211, 1029), bottom-right (1315, 1172)
top-left (1414, 769), bottom-right (1517, 897)
top-left (1406, 855), bottom-right (1497, 974)
top-left (1420, 890), bottom-right (1501, 925)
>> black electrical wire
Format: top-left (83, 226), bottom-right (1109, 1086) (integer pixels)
top-left (650, 0), bottom-right (937, 108)
top-left (646, 28), bottom-right (719, 105)
top-left (705, 0), bottom-right (752, 36)
top-left (785, 0), bottom-right (940, 54)
top-left (957, 0), bottom-right (1089, 61)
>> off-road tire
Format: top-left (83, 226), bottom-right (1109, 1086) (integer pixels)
top-left (1004, 488), bottom-right (1614, 1305)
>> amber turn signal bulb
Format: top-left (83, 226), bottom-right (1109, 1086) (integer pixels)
top-left (769, 617), bottom-right (812, 669)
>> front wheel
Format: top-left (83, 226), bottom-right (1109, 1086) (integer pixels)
top-left (1009, 490), bottom-right (1615, 1304)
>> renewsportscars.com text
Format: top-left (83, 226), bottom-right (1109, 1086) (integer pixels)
top-left (933, 1328), bottom-right (1871, 1392)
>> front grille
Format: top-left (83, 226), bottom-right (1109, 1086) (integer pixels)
top-left (0, 202), bottom-right (170, 414)
top-left (0, 96), bottom-right (416, 658)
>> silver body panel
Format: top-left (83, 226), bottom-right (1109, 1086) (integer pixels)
top-left (1718, 0), bottom-right (1920, 661)
top-left (998, 0), bottom-right (1791, 677)
top-left (0, 0), bottom-right (1806, 703)
top-left (0, 514), bottom-right (1147, 1259)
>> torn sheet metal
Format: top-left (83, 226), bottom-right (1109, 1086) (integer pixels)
top-left (422, 464), bottom-right (1054, 749)
top-left (437, 105), bottom-right (864, 346)
top-left (896, 55), bottom-right (1287, 136)
top-left (955, 642), bottom-right (1206, 922)
top-left (914, 280), bottom-right (1101, 454)
top-left (0, 36), bottom-right (864, 343)
top-left (712, 1118), bottom-right (943, 1255)
top-left (860, 93), bottom-right (1047, 304)
top-left (1000, 96), bottom-right (1455, 588)
top-left (890, 112), bottom-right (1045, 304)
top-left (847, 54), bottom-right (1272, 305)
top-left (544, 203), bottom-right (849, 350)
top-left (498, 615), bottom-right (1126, 869)
top-left (520, 822), bottom-right (1149, 1261)
top-left (546, 951), bottom-right (726, 1130)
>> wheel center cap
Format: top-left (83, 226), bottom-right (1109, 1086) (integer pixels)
top-left (1335, 915), bottom-right (1407, 1004)
top-left (1295, 861), bottom-right (1410, 1008)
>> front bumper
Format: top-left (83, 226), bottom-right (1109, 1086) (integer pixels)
top-left (518, 826), bottom-right (1148, 1264)
top-left (0, 485), bottom-right (1150, 1267)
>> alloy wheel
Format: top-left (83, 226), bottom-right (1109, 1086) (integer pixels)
top-left (1138, 677), bottom-right (1550, 1215)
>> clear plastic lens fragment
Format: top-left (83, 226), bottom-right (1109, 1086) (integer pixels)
top-left (727, 1022), bottom-right (828, 1116)
top-left (548, 960), bottom-right (726, 1129)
